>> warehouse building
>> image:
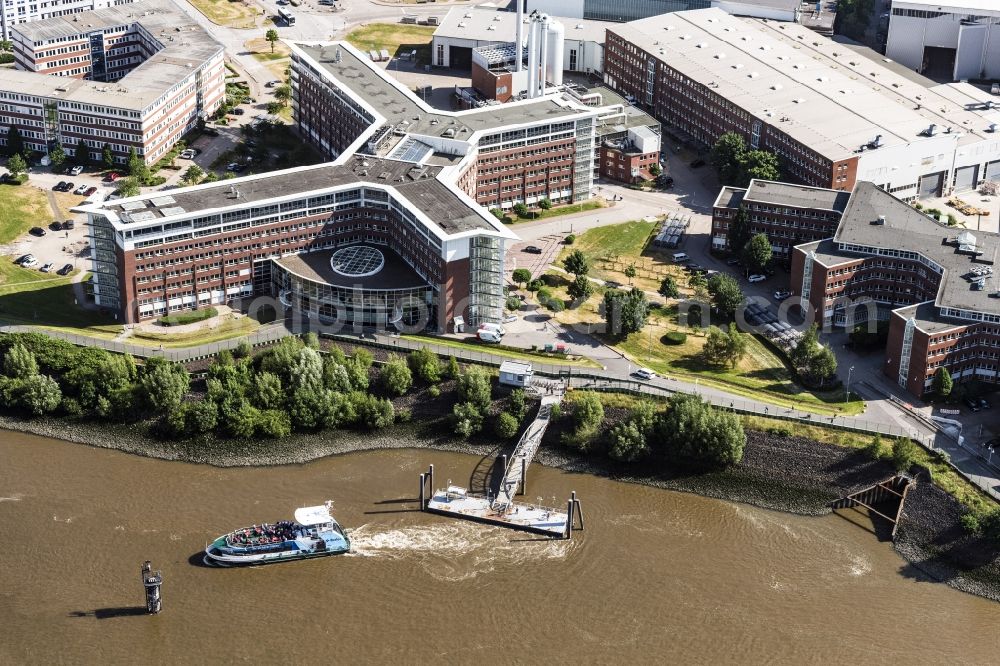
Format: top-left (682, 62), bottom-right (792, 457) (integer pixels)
top-left (604, 8), bottom-right (1000, 198)
top-left (886, 0), bottom-right (1000, 81)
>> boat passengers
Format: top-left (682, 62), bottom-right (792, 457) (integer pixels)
top-left (228, 521), bottom-right (299, 547)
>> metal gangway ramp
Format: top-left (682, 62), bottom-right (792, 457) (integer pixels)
top-left (492, 387), bottom-right (563, 511)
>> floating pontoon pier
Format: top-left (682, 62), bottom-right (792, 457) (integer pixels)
top-left (419, 386), bottom-right (584, 538)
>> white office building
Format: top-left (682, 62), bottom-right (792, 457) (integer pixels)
top-left (0, 0), bottom-right (135, 40)
top-left (886, 0), bottom-right (1000, 81)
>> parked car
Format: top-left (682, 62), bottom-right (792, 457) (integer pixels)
top-left (502, 314), bottom-right (518, 324)
top-left (725, 256), bottom-right (741, 266)
top-left (20, 255), bottom-right (38, 268)
top-left (266, 80), bottom-right (281, 88)
top-left (83, 186), bottom-right (97, 196)
top-left (56, 263), bottom-right (73, 276)
top-left (53, 181), bottom-right (68, 191)
top-left (73, 184), bottom-right (89, 195)
top-left (63, 219), bottom-right (75, 230)
top-left (477, 329), bottom-right (502, 343)
top-left (49, 221), bottom-right (63, 231)
top-left (478, 322), bottom-right (506, 337)
top-left (977, 397), bottom-right (991, 410)
top-left (633, 367), bottom-right (657, 381)
top-left (29, 227), bottom-right (46, 237)
top-left (523, 245), bottom-right (543, 254)
top-left (103, 172), bottom-right (121, 182)
top-left (39, 262), bottom-right (54, 273)
top-left (748, 274), bottom-right (767, 283)
top-left (233, 108), bottom-right (246, 116)
top-left (226, 162), bottom-right (240, 172)
top-left (773, 289), bottom-right (792, 301)
top-left (63, 182), bottom-right (75, 192)
top-left (14, 254), bottom-right (32, 266)
top-left (965, 397), bottom-right (982, 413)
top-left (689, 158), bottom-right (706, 168)
top-left (604, 280), bottom-right (622, 289)
top-left (179, 149), bottom-right (197, 159)
top-left (656, 175), bottom-right (674, 188)
top-left (69, 165), bottom-right (84, 176)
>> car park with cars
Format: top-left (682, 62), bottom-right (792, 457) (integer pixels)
top-left (73, 184), bottom-right (89, 195)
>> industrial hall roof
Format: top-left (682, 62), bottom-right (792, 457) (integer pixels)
top-left (608, 8), bottom-right (1000, 161)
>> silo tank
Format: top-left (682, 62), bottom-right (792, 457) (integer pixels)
top-left (545, 19), bottom-right (564, 87)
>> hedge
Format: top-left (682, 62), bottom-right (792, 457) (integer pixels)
top-left (663, 331), bottom-right (687, 345)
top-left (157, 307), bottom-right (218, 326)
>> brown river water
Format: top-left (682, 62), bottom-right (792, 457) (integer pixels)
top-left (2, 430), bottom-right (1000, 664)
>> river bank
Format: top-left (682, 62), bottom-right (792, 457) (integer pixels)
top-left (2, 410), bottom-right (999, 603)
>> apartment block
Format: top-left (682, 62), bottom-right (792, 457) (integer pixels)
top-left (0, 0), bottom-right (134, 41)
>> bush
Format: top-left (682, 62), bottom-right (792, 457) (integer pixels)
top-left (379, 355), bottom-right (412, 396)
top-left (663, 331), bottom-right (687, 345)
top-left (536, 287), bottom-right (553, 302)
top-left (508, 387), bottom-right (527, 420)
top-left (457, 366), bottom-right (492, 412)
top-left (494, 411), bottom-right (520, 439)
top-left (157, 307), bottom-right (218, 326)
top-left (452, 401), bottom-right (484, 437)
top-left (428, 385), bottom-right (441, 398)
top-left (407, 347), bottom-right (441, 384)
top-left (891, 437), bottom-right (919, 472)
top-left (547, 298), bottom-right (565, 312)
top-left (653, 393), bottom-right (744, 471)
top-left (506, 296), bottom-right (522, 311)
top-left (564, 234), bottom-right (576, 245)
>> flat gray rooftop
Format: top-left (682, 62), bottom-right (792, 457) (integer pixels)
top-left (104, 158), bottom-right (497, 236)
top-left (276, 245), bottom-right (429, 291)
top-left (715, 186), bottom-right (746, 209)
top-left (10, 0), bottom-right (220, 110)
top-left (835, 182), bottom-right (1000, 314)
top-left (434, 6), bottom-right (610, 44)
top-left (893, 302), bottom-right (969, 334)
top-left (744, 180), bottom-right (851, 212)
top-left (296, 43), bottom-right (590, 141)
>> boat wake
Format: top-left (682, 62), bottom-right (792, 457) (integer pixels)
top-left (346, 522), bottom-right (573, 581)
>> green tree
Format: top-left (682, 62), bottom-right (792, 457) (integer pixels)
top-left (3, 343), bottom-right (38, 379)
top-left (73, 138), bottom-right (90, 167)
top-left (567, 273), bottom-right (594, 301)
top-left (932, 367), bottom-right (953, 400)
top-left (355, 395), bottom-right (395, 429)
top-left (494, 411), bottom-right (519, 439)
top-left (538, 198), bottom-right (552, 210)
top-left (707, 273), bottom-right (744, 316)
top-left (602, 288), bottom-right (649, 337)
top-left (891, 437), bottom-right (919, 473)
top-left (446, 355), bottom-right (460, 380)
top-left (126, 147), bottom-right (149, 183)
top-left (5, 126), bottom-right (24, 158)
top-left (457, 365), bottom-right (491, 413)
top-left (738, 150), bottom-right (780, 186)
top-left (0, 40), bottom-right (11, 52)
top-left (609, 421), bottom-right (649, 462)
top-left (48, 143), bottom-right (66, 169)
top-left (16, 374), bottom-right (62, 416)
top-left (562, 249), bottom-right (590, 276)
top-left (512, 202), bottom-right (530, 218)
top-left (138, 358), bottom-right (189, 414)
top-left (571, 391), bottom-right (604, 433)
top-left (257, 409), bottom-right (292, 438)
top-left (865, 433), bottom-right (887, 461)
top-left (742, 232), bottom-right (773, 273)
top-left (703, 325), bottom-right (747, 368)
top-left (252, 371), bottom-right (283, 410)
top-left (727, 206), bottom-right (752, 257)
top-left (658, 275), bottom-right (679, 299)
top-left (805, 345), bottom-right (838, 386)
top-left (274, 84), bottom-right (292, 107)
top-left (102, 143), bottom-right (115, 170)
top-left (624, 263), bottom-right (637, 285)
top-left (407, 347), bottom-right (441, 384)
top-left (265, 28), bottom-right (280, 53)
top-left (186, 399), bottom-right (219, 434)
top-left (512, 268), bottom-right (532, 286)
top-left (709, 131), bottom-right (746, 185)
top-left (6, 153), bottom-right (26, 176)
top-left (182, 164), bottom-right (204, 185)
top-left (203, 171), bottom-right (220, 183)
top-left (508, 388), bottom-right (527, 420)
top-left (452, 401), bottom-right (483, 437)
top-left (115, 176), bottom-right (140, 198)
top-left (654, 393), bottom-right (744, 471)
top-left (379, 355), bottom-right (412, 396)
top-left (506, 295), bottom-right (522, 311)
top-left (791, 324), bottom-right (820, 370)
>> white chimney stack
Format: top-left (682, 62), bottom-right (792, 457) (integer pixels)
top-left (515, 0), bottom-right (524, 73)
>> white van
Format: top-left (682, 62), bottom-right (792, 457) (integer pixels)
top-left (478, 322), bottom-right (506, 337)
top-left (477, 329), bottom-right (502, 343)
top-left (672, 252), bottom-right (689, 263)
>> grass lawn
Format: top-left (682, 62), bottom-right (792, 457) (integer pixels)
top-left (505, 200), bottom-right (605, 224)
top-left (0, 185), bottom-right (50, 244)
top-left (401, 334), bottom-right (602, 368)
top-left (130, 316), bottom-right (259, 348)
top-left (0, 259), bottom-right (120, 337)
top-left (557, 218), bottom-right (683, 293)
top-left (188, 0), bottom-right (257, 27)
top-left (346, 24), bottom-right (435, 63)
top-left (614, 308), bottom-right (864, 416)
top-left (245, 37), bottom-right (290, 62)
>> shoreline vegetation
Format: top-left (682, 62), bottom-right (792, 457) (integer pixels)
top-left (1, 331), bottom-right (999, 602)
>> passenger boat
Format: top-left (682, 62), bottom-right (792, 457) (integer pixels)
top-left (204, 501), bottom-right (350, 566)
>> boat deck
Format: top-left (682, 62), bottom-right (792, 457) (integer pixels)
top-left (425, 490), bottom-right (568, 537)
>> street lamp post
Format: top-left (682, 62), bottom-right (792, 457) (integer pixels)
top-left (845, 365), bottom-right (855, 403)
